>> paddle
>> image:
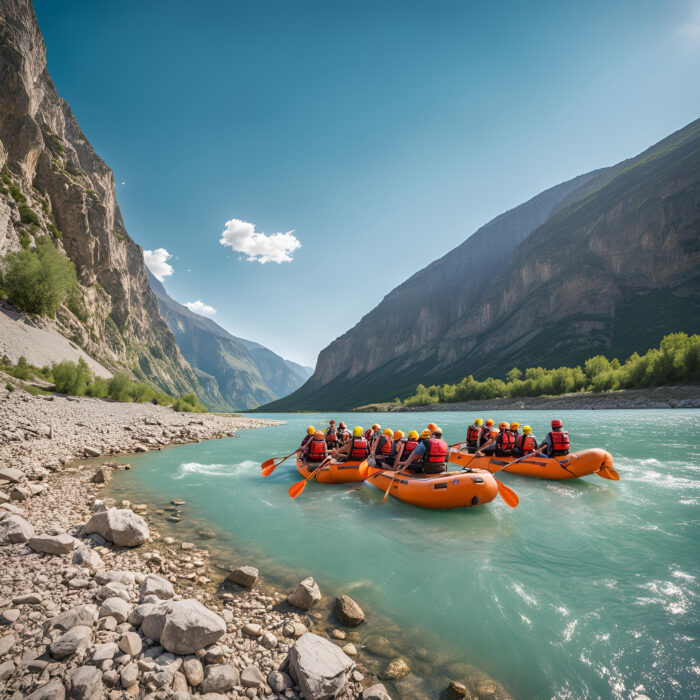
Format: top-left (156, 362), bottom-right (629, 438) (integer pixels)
top-left (477, 450), bottom-right (546, 508)
top-left (357, 458), bottom-right (370, 479)
top-left (261, 449), bottom-right (300, 477)
top-left (381, 465), bottom-right (410, 504)
top-left (597, 465), bottom-right (620, 481)
top-left (288, 457), bottom-right (331, 499)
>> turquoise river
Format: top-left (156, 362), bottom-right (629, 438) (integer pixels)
top-left (107, 410), bottom-right (699, 700)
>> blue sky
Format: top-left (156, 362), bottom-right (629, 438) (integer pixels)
top-left (34, 0), bottom-right (700, 366)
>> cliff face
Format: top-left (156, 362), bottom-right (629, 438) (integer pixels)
top-left (147, 270), bottom-right (312, 410)
top-left (0, 0), bottom-right (223, 404)
top-left (266, 118), bottom-right (700, 410)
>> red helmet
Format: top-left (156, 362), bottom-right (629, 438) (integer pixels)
top-left (551, 419), bottom-right (563, 429)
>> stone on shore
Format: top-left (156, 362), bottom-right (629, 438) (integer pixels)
top-left (72, 547), bottom-right (104, 570)
top-left (0, 633), bottom-right (16, 656)
top-left (118, 631), bottom-right (143, 656)
top-left (50, 625), bottom-right (93, 658)
top-left (363, 684), bottom-right (393, 700)
top-left (334, 594), bottom-right (365, 627)
top-left (288, 632), bottom-right (355, 700)
top-left (140, 599), bottom-right (226, 655)
top-left (83, 446), bottom-right (101, 458)
top-left (140, 574), bottom-right (174, 601)
top-left (90, 466), bottom-right (111, 484)
top-left (201, 664), bottom-right (239, 693)
top-left (83, 508), bottom-right (149, 547)
top-left (0, 468), bottom-right (24, 483)
top-left (241, 665), bottom-right (265, 688)
top-left (28, 533), bottom-right (75, 554)
top-left (445, 680), bottom-right (469, 699)
top-left (0, 514), bottom-right (34, 544)
top-left (183, 657), bottom-right (204, 686)
top-left (99, 597), bottom-right (130, 624)
top-left (51, 604), bottom-right (98, 631)
top-left (287, 576), bottom-right (321, 610)
top-left (25, 679), bottom-right (66, 700)
top-left (67, 664), bottom-right (103, 699)
top-left (226, 565), bottom-right (259, 588)
top-left (381, 657), bottom-right (410, 680)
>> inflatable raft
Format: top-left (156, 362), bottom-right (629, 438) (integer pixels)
top-left (448, 446), bottom-right (617, 480)
top-left (364, 466), bottom-right (499, 509)
top-left (296, 455), bottom-right (366, 484)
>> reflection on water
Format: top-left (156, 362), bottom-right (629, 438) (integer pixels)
top-left (109, 410), bottom-right (700, 700)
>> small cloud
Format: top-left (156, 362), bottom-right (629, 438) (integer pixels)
top-left (219, 218), bottom-right (301, 264)
top-left (143, 248), bottom-right (174, 281)
top-left (677, 4), bottom-right (700, 40)
top-left (184, 300), bottom-right (217, 317)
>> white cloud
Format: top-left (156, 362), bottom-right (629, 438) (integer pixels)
top-left (677, 4), bottom-right (700, 40)
top-left (143, 248), bottom-right (174, 281)
top-left (185, 300), bottom-right (217, 317)
top-left (219, 218), bottom-right (301, 264)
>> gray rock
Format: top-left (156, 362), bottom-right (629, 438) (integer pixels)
top-left (268, 670), bottom-right (294, 693)
top-left (0, 659), bottom-right (14, 680)
top-left (83, 447), bottom-right (101, 458)
top-left (127, 602), bottom-right (155, 627)
top-left (90, 467), bottom-right (111, 484)
top-left (118, 631), bottom-right (142, 656)
top-left (25, 679), bottom-right (66, 700)
top-left (140, 599), bottom-right (226, 655)
top-left (13, 593), bottom-right (41, 604)
top-left (0, 514), bottom-right (34, 544)
top-left (183, 657), bottom-right (204, 686)
top-left (1, 608), bottom-right (19, 623)
top-left (334, 595), bottom-right (365, 627)
top-left (10, 484), bottom-right (31, 501)
top-left (139, 574), bottom-right (174, 602)
top-left (68, 664), bottom-right (103, 699)
top-left (241, 665), bottom-right (265, 688)
top-left (96, 582), bottom-right (129, 601)
top-left (51, 604), bottom-right (98, 631)
top-left (120, 661), bottom-right (139, 688)
top-left (50, 625), bottom-right (93, 659)
top-left (83, 509), bottom-right (149, 547)
top-left (72, 547), bottom-right (104, 570)
top-left (28, 533), bottom-right (75, 554)
top-left (363, 684), bottom-right (393, 700)
top-left (171, 692), bottom-right (191, 700)
top-left (94, 570), bottom-right (135, 586)
top-left (0, 632), bottom-right (16, 655)
top-left (288, 632), bottom-right (354, 700)
top-left (201, 664), bottom-right (239, 693)
top-left (287, 576), bottom-right (321, 610)
top-left (0, 468), bottom-right (24, 483)
top-left (91, 642), bottom-right (118, 661)
top-left (226, 565), bottom-right (258, 588)
top-left (99, 598), bottom-right (129, 624)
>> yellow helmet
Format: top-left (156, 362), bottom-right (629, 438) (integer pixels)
top-left (427, 422), bottom-right (438, 432)
top-left (475, 418), bottom-right (483, 426)
top-left (420, 429), bottom-right (432, 439)
top-left (522, 425), bottom-right (532, 434)
top-left (353, 426), bottom-right (363, 437)
top-left (307, 426), bottom-right (315, 435)
top-left (407, 430), bottom-right (419, 440)
top-left (382, 428), bottom-right (393, 437)
top-left (393, 430), bottom-right (404, 440)
top-left (371, 423), bottom-right (380, 431)
top-left (510, 422), bottom-right (520, 430)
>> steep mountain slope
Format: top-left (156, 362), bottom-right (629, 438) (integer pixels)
top-left (147, 270), bottom-right (312, 409)
top-left (0, 0), bottom-right (226, 406)
top-left (265, 118), bottom-right (700, 410)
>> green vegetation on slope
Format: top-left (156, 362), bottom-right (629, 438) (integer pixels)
top-left (401, 333), bottom-right (700, 406)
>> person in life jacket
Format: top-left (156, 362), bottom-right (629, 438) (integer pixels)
top-left (514, 425), bottom-right (538, 456)
top-left (300, 426), bottom-right (315, 449)
top-left (337, 422), bottom-right (349, 444)
top-left (540, 419), bottom-right (570, 457)
top-left (332, 426), bottom-right (368, 461)
top-left (478, 422), bottom-right (515, 457)
top-left (304, 431), bottom-right (327, 463)
top-left (466, 418), bottom-right (483, 452)
top-left (325, 420), bottom-right (338, 449)
top-left (477, 419), bottom-right (495, 449)
top-left (399, 429), bottom-right (449, 474)
top-left (385, 430), bottom-right (404, 468)
top-left (372, 428), bottom-right (395, 466)
top-left (394, 430), bottom-right (419, 467)
top-left (365, 423), bottom-right (381, 447)
top-left (510, 422), bottom-right (520, 439)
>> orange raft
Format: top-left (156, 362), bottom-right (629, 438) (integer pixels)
top-left (364, 466), bottom-right (499, 509)
top-left (448, 447), bottom-right (617, 480)
top-left (296, 455), bottom-right (367, 484)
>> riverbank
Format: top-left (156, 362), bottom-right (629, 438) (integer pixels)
top-left (0, 383), bottom-right (513, 700)
top-left (354, 384), bottom-right (700, 412)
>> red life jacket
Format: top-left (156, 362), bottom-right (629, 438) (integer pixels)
top-left (364, 429), bottom-right (373, 441)
top-left (496, 430), bottom-right (515, 453)
top-left (550, 430), bottom-right (570, 455)
top-left (326, 428), bottom-right (337, 442)
top-left (466, 424), bottom-right (481, 443)
top-left (519, 434), bottom-right (537, 453)
top-left (349, 437), bottom-right (368, 460)
top-left (423, 438), bottom-right (448, 464)
top-left (306, 438), bottom-right (326, 462)
top-left (377, 436), bottom-right (392, 456)
top-left (401, 439), bottom-right (418, 459)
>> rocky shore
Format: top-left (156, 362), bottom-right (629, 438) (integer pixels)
top-left (354, 384), bottom-right (700, 413)
top-left (0, 382), bottom-right (512, 699)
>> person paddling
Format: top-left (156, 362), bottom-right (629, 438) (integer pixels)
top-left (477, 419), bottom-right (496, 449)
top-left (466, 418), bottom-right (483, 452)
top-left (477, 422), bottom-right (515, 457)
top-left (514, 425), bottom-right (538, 456)
top-left (398, 429), bottom-right (449, 474)
top-left (372, 428), bottom-right (395, 466)
top-left (325, 420), bottom-right (339, 450)
top-left (539, 419), bottom-right (570, 457)
top-left (332, 426), bottom-right (368, 461)
top-left (300, 426), bottom-right (315, 449)
top-left (303, 430), bottom-right (327, 464)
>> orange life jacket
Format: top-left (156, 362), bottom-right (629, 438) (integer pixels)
top-left (496, 430), bottom-right (515, 453)
top-left (518, 434), bottom-right (537, 453)
top-left (306, 438), bottom-right (326, 462)
top-left (349, 437), bottom-right (368, 460)
top-left (550, 430), bottom-right (570, 455)
top-left (423, 438), bottom-right (448, 465)
top-left (377, 436), bottom-right (392, 456)
top-left (466, 424), bottom-right (481, 443)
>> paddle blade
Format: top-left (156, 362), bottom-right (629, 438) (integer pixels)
top-left (261, 463), bottom-right (277, 477)
top-left (260, 457), bottom-right (275, 471)
top-left (496, 479), bottom-right (519, 508)
top-left (288, 480), bottom-right (307, 499)
top-left (597, 466), bottom-right (620, 481)
top-left (358, 459), bottom-right (370, 479)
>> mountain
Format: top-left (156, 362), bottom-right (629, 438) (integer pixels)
top-left (147, 269), bottom-right (313, 410)
top-left (0, 0), bottom-right (229, 406)
top-left (264, 118), bottom-right (700, 410)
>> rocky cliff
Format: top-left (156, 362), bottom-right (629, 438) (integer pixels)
top-left (147, 270), bottom-right (312, 410)
top-left (265, 118), bottom-right (700, 410)
top-left (0, 0), bottom-right (226, 406)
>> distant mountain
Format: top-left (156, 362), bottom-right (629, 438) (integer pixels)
top-left (264, 118), bottom-right (700, 410)
top-left (147, 270), bottom-right (312, 410)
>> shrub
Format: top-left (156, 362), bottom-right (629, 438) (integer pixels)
top-left (173, 393), bottom-right (208, 413)
top-left (52, 357), bottom-right (91, 395)
top-left (5, 383), bottom-right (14, 392)
top-left (6, 355), bottom-right (31, 380)
top-left (18, 204), bottom-right (40, 226)
top-left (2, 237), bottom-right (78, 316)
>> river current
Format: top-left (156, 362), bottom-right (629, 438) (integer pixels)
top-left (107, 410), bottom-right (699, 699)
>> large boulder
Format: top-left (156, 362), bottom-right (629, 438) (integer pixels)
top-left (50, 625), bottom-right (93, 659)
top-left (288, 632), bottom-right (355, 700)
top-left (287, 576), bottom-right (321, 610)
top-left (25, 679), bottom-right (66, 700)
top-left (140, 599), bottom-right (226, 655)
top-left (50, 605), bottom-right (98, 631)
top-left (226, 565), bottom-right (258, 588)
top-left (334, 595), bottom-right (365, 627)
top-left (201, 664), bottom-right (239, 693)
top-left (67, 665), bottom-right (103, 699)
top-left (28, 533), bottom-right (75, 554)
top-left (0, 468), bottom-right (24, 483)
top-left (139, 574), bottom-right (174, 602)
top-left (72, 548), bottom-right (104, 570)
top-left (99, 598), bottom-right (130, 624)
top-left (83, 509), bottom-right (149, 547)
top-left (0, 514), bottom-right (34, 544)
